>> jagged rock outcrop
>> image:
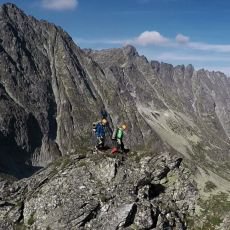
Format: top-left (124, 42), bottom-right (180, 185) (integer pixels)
top-left (0, 151), bottom-right (197, 229)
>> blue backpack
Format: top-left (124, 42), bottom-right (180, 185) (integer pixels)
top-left (95, 122), bottom-right (105, 137)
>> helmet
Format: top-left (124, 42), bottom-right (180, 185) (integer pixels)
top-left (121, 124), bottom-right (127, 130)
top-left (102, 119), bottom-right (107, 125)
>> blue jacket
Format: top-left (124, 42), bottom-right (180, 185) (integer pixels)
top-left (95, 122), bottom-right (105, 137)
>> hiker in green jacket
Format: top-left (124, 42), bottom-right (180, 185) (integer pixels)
top-left (111, 124), bottom-right (127, 154)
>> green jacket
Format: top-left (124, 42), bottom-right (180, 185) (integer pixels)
top-left (116, 128), bottom-right (124, 139)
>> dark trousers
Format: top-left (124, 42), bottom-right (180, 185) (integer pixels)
top-left (116, 139), bottom-right (124, 152)
top-left (96, 136), bottom-right (105, 149)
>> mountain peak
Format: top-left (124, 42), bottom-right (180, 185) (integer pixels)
top-left (1, 2), bottom-right (22, 12)
top-left (0, 2), bottom-right (26, 21)
top-left (122, 45), bottom-right (139, 57)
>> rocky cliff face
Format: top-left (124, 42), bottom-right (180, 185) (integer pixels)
top-left (0, 3), bottom-right (110, 177)
top-left (0, 3), bottom-right (230, 229)
top-left (86, 47), bottom-right (230, 161)
top-left (1, 3), bottom-right (229, 177)
top-left (1, 151), bottom-right (198, 230)
top-left (0, 3), bottom-right (169, 178)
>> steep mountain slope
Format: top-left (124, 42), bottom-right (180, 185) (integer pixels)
top-left (85, 46), bottom-right (230, 180)
top-left (86, 47), bottom-right (230, 160)
top-left (0, 3), bottom-right (108, 177)
top-left (0, 3), bottom-right (168, 178)
top-left (1, 3), bottom-right (229, 178)
top-left (0, 3), bottom-right (230, 229)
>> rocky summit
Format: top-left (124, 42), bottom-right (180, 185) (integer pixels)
top-left (0, 3), bottom-right (230, 230)
top-left (1, 151), bottom-right (197, 230)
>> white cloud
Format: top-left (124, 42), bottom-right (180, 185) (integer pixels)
top-left (188, 42), bottom-right (230, 53)
top-left (133, 31), bottom-right (230, 53)
top-left (176, 34), bottom-right (190, 44)
top-left (76, 30), bottom-right (230, 55)
top-left (134, 31), bottom-right (169, 46)
top-left (157, 52), bottom-right (230, 62)
top-left (42, 0), bottom-right (78, 10)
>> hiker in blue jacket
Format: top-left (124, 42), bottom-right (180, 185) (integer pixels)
top-left (95, 119), bottom-right (107, 150)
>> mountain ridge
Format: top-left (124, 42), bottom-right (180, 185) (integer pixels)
top-left (0, 3), bottom-right (230, 229)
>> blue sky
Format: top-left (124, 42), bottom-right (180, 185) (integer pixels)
top-left (1, 0), bottom-right (230, 74)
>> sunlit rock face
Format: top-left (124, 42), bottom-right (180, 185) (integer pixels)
top-left (1, 3), bottom-right (230, 179)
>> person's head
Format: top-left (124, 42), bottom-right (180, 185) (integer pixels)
top-left (121, 124), bottom-right (127, 130)
top-left (101, 119), bottom-right (107, 125)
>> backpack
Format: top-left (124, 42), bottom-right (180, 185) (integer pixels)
top-left (93, 121), bottom-right (100, 132)
top-left (116, 128), bottom-right (123, 139)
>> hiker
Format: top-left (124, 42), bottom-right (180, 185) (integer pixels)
top-left (95, 119), bottom-right (107, 150)
top-left (111, 124), bottom-right (127, 154)
top-left (100, 107), bottom-right (113, 140)
top-left (100, 107), bottom-right (108, 120)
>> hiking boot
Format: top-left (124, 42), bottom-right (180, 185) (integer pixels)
top-left (93, 146), bottom-right (98, 154)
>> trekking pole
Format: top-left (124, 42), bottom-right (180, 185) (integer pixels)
top-left (91, 129), bottom-right (97, 153)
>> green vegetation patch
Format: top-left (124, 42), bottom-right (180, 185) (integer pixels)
top-left (129, 224), bottom-right (139, 230)
top-left (129, 150), bottom-right (155, 163)
top-left (187, 192), bottom-right (230, 230)
top-left (204, 181), bottom-right (217, 193)
top-left (27, 211), bottom-right (36, 226)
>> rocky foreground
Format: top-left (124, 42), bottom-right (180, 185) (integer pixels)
top-left (0, 150), bottom-right (197, 229)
